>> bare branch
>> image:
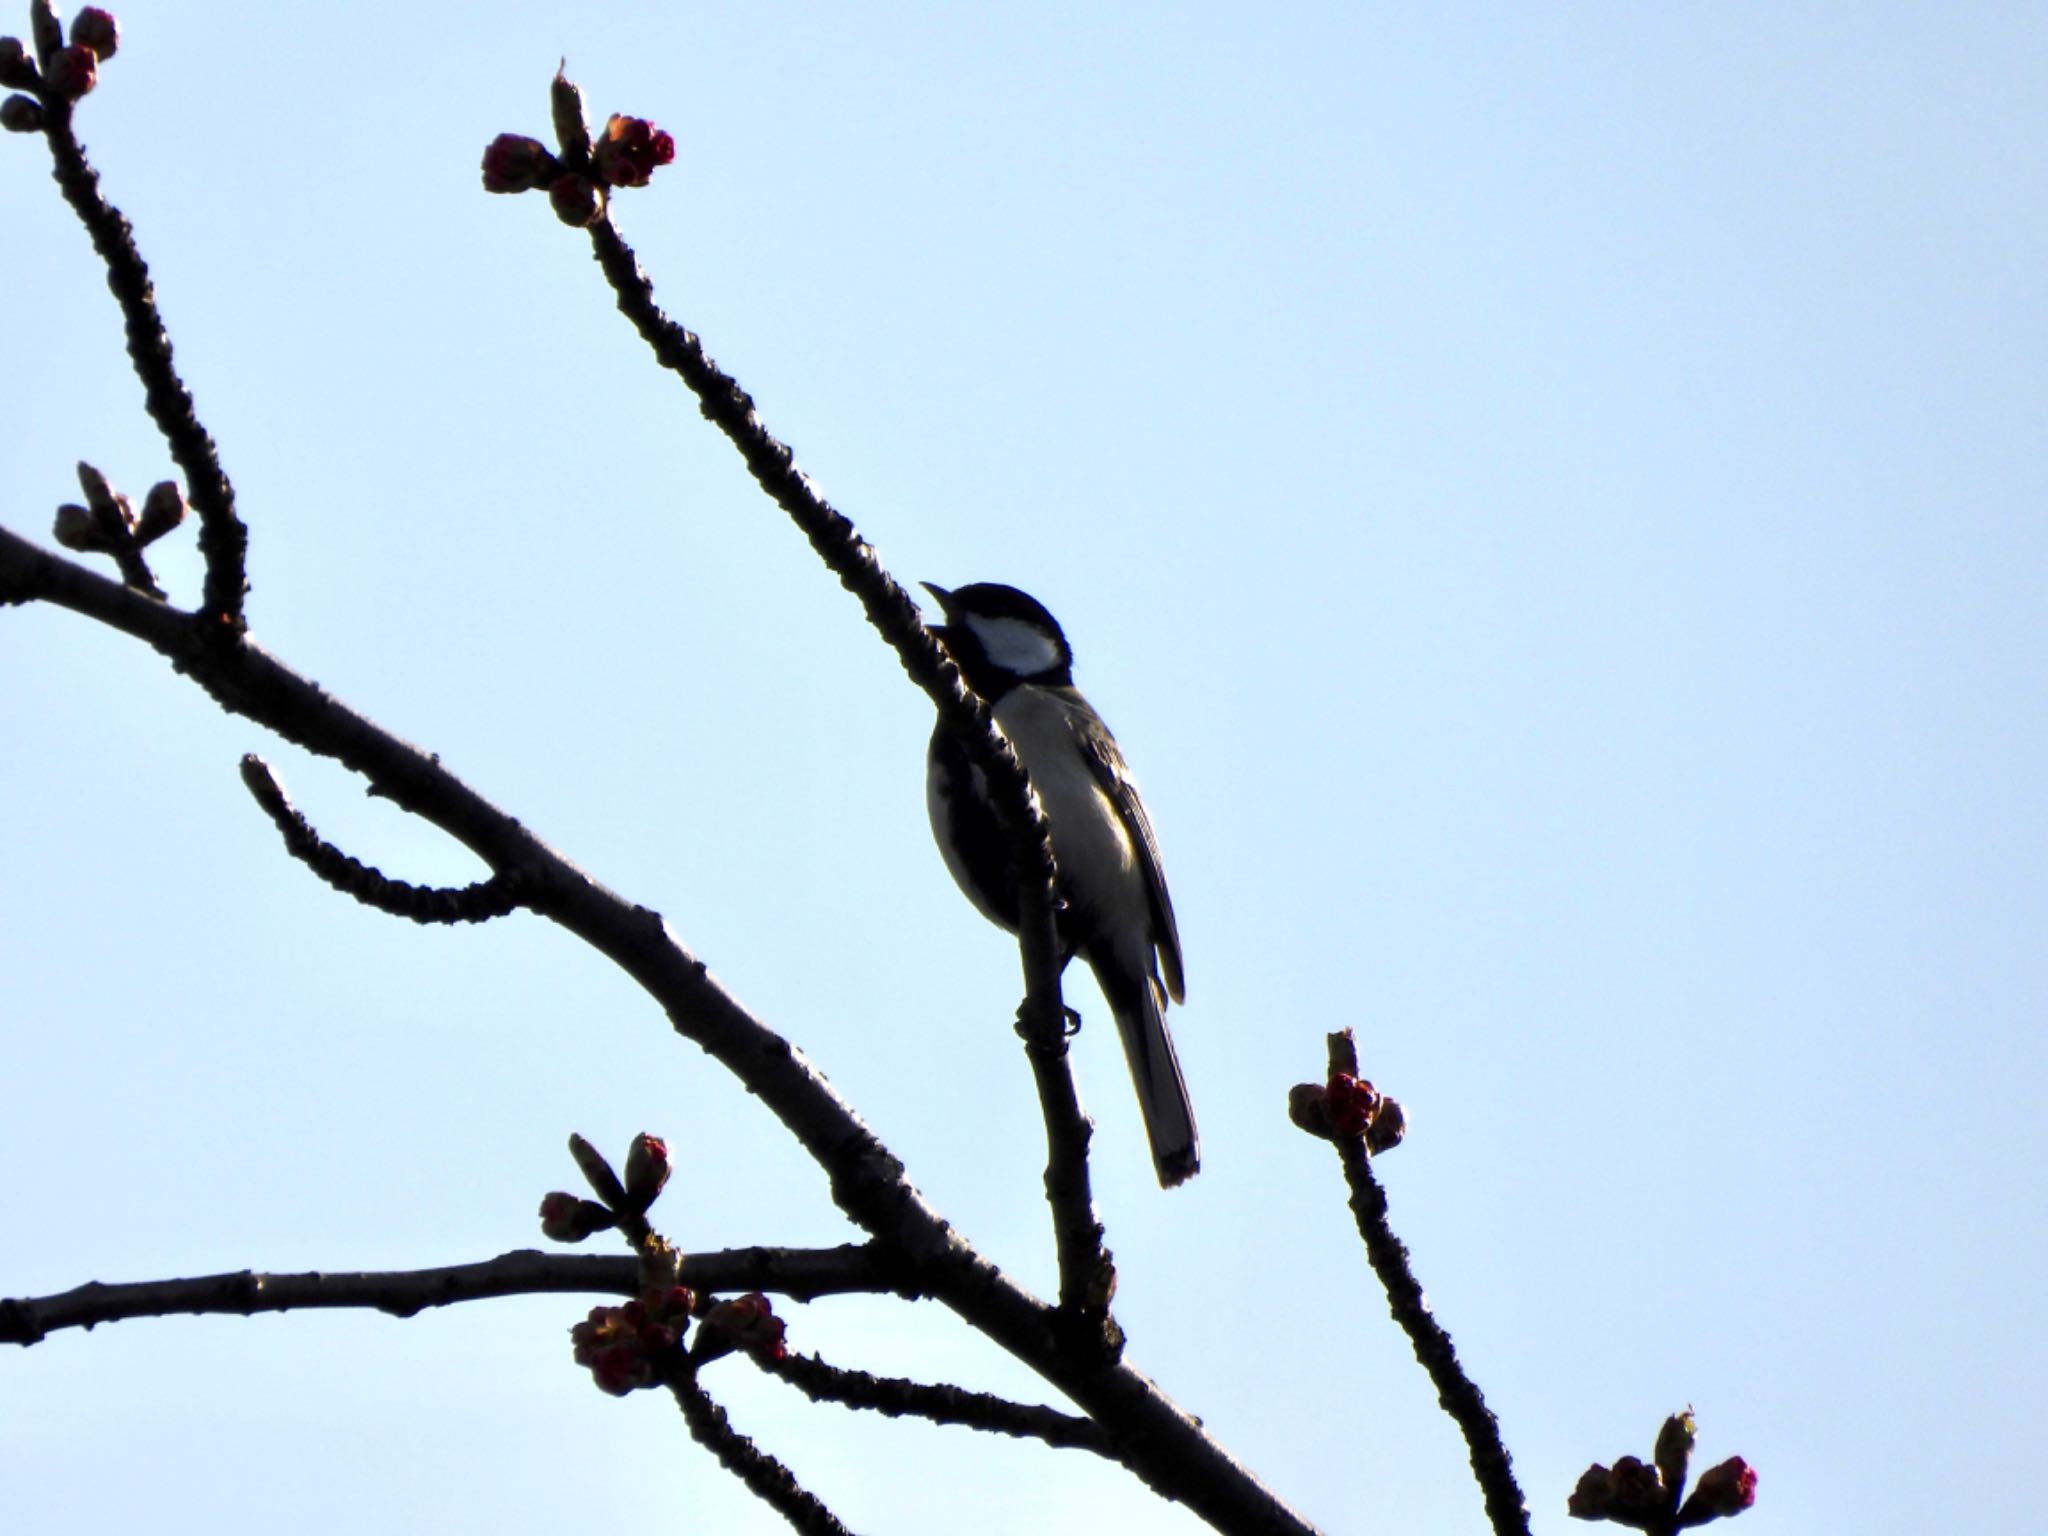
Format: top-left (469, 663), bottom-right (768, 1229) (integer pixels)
top-left (667, 1363), bottom-right (856, 1536)
top-left (1323, 1033), bottom-right (1531, 1536)
top-left (764, 1350), bottom-right (1111, 1456)
top-left (0, 1244), bottom-right (896, 1346)
top-left (579, 203), bottom-right (1107, 1313)
top-left (239, 753), bottom-right (524, 924)
top-left (38, 97), bottom-right (248, 628)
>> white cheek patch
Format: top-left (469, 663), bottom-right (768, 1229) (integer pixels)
top-left (967, 614), bottom-right (1066, 676)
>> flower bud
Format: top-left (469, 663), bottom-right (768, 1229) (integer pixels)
top-left (70, 7), bottom-right (117, 60)
top-left (1566, 1463), bottom-right (1617, 1520)
top-left (692, 1292), bottom-right (786, 1365)
top-left (566, 1131), bottom-right (627, 1208)
top-left (46, 41), bottom-right (96, 98)
top-left (1287, 1082), bottom-right (1329, 1137)
top-left (0, 38), bottom-right (37, 91)
top-left (1365, 1095), bottom-right (1407, 1155)
top-left (480, 132), bottom-right (556, 193)
top-left (1608, 1456), bottom-right (1666, 1522)
top-left (548, 171), bottom-right (603, 228)
top-left (1654, 1409), bottom-right (1697, 1497)
top-left (1323, 1072), bottom-right (1378, 1138)
top-left (1677, 1457), bottom-right (1757, 1524)
top-left (549, 66), bottom-right (591, 161)
top-left (0, 92), bottom-right (42, 132)
top-left (593, 113), bottom-right (676, 188)
top-left (134, 480), bottom-right (186, 544)
top-left (621, 1132), bottom-right (671, 1211)
top-left (538, 1190), bottom-right (616, 1242)
top-left (53, 502), bottom-right (112, 552)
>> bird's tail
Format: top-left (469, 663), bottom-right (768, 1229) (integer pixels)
top-left (1096, 953), bottom-right (1200, 1187)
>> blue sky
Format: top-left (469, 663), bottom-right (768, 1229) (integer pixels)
top-left (3, 4), bottom-right (2043, 1532)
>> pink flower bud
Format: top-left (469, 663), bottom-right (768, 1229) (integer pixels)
top-left (1677, 1457), bottom-right (1757, 1523)
top-left (548, 172), bottom-right (604, 228)
top-left (593, 113), bottom-right (676, 188)
top-left (1323, 1072), bottom-right (1379, 1138)
top-left (692, 1291), bottom-right (787, 1365)
top-left (70, 7), bottom-right (117, 60)
top-left (0, 92), bottom-right (42, 133)
top-left (621, 1132), bottom-right (671, 1210)
top-left (480, 132), bottom-right (555, 194)
top-left (47, 42), bottom-right (97, 99)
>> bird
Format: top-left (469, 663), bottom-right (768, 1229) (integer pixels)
top-left (921, 580), bottom-right (1198, 1187)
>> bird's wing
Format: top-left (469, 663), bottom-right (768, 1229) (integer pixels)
top-left (1067, 700), bottom-right (1186, 1004)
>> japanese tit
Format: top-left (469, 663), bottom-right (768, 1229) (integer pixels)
top-left (922, 581), bottom-right (1198, 1187)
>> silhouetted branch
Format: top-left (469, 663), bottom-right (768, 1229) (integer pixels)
top-left (0, 1244), bottom-right (896, 1346)
top-left (578, 183), bottom-right (1106, 1311)
top-left (239, 753), bottom-right (525, 924)
top-left (765, 1350), bottom-right (1112, 1455)
top-left (37, 89), bottom-right (248, 627)
top-left (1323, 1033), bottom-right (1530, 1536)
top-left (668, 1362), bottom-right (856, 1536)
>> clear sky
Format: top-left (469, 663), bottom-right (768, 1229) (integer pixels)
top-left (3, 4), bottom-right (2043, 1532)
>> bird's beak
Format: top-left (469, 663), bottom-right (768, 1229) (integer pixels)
top-left (919, 581), bottom-right (954, 617)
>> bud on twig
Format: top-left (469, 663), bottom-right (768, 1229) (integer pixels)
top-left (566, 1132), bottom-right (628, 1209)
top-left (46, 41), bottom-right (95, 98)
top-left (620, 1132), bottom-right (671, 1213)
top-left (548, 171), bottom-right (603, 227)
top-left (53, 503), bottom-right (111, 552)
top-left (1365, 1095), bottom-right (1407, 1154)
top-left (1, 93), bottom-right (43, 132)
top-left (691, 1291), bottom-right (787, 1365)
top-left (0, 38), bottom-right (38, 90)
top-left (134, 480), bottom-right (186, 545)
top-left (1676, 1458), bottom-right (1758, 1525)
top-left (480, 132), bottom-right (556, 193)
top-left (1654, 1409), bottom-right (1697, 1498)
top-left (549, 65), bottom-right (591, 161)
top-left (69, 6), bottom-right (117, 60)
top-left (538, 1191), bottom-right (616, 1243)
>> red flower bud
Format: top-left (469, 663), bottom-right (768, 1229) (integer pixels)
top-left (593, 113), bottom-right (676, 188)
top-left (47, 42), bottom-right (97, 99)
top-left (70, 7), bottom-right (118, 60)
top-left (1323, 1072), bottom-right (1379, 1138)
top-left (548, 172), bottom-right (604, 228)
top-left (1677, 1457), bottom-right (1757, 1524)
top-left (692, 1291), bottom-right (787, 1364)
top-left (621, 1132), bottom-right (671, 1210)
top-left (1566, 1463), bottom-right (1617, 1520)
top-left (480, 132), bottom-right (556, 194)
top-left (0, 92), bottom-right (42, 133)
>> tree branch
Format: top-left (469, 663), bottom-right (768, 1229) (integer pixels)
top-left (667, 1362), bottom-right (855, 1536)
top-left (1324, 1034), bottom-right (1530, 1536)
top-left (764, 1350), bottom-right (1112, 1456)
top-left (0, 1244), bottom-right (896, 1346)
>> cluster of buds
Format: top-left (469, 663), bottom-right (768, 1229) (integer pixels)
top-left (542, 1131), bottom-right (672, 1243)
top-left (1289, 1068), bottom-right (1406, 1154)
top-left (51, 462), bottom-right (183, 595)
top-left (1, 7), bottom-right (119, 129)
top-left (571, 1283), bottom-right (696, 1396)
top-left (481, 68), bottom-right (675, 228)
top-left (1568, 1411), bottom-right (1757, 1529)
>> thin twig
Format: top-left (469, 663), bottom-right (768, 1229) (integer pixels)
top-left (764, 1350), bottom-right (1112, 1455)
top-left (1327, 1035), bottom-right (1531, 1536)
top-left (668, 1363), bottom-right (856, 1536)
top-left (580, 204), bottom-right (1105, 1311)
top-left (239, 754), bottom-right (525, 924)
top-left (40, 100), bottom-right (249, 628)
